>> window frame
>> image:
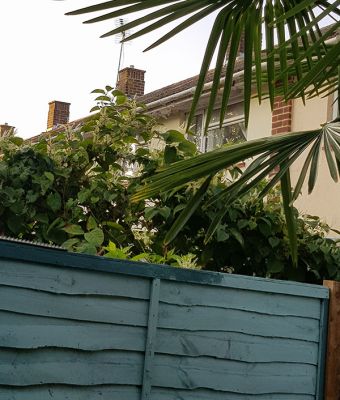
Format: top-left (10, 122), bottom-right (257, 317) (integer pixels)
top-left (193, 107), bottom-right (246, 152)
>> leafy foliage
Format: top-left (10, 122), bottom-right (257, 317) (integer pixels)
top-left (0, 93), bottom-right (339, 283)
top-left (66, 0), bottom-right (340, 268)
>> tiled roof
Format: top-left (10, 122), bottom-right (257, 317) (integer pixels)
top-left (28, 24), bottom-right (339, 139)
top-left (139, 60), bottom-right (245, 105)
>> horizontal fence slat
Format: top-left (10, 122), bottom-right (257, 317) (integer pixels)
top-left (0, 260), bottom-right (150, 299)
top-left (151, 387), bottom-right (315, 400)
top-left (0, 240), bottom-right (329, 400)
top-left (160, 281), bottom-right (321, 319)
top-left (0, 386), bottom-right (315, 400)
top-left (0, 286), bottom-right (148, 326)
top-left (153, 355), bottom-right (316, 394)
top-left (155, 329), bottom-right (318, 364)
top-left (0, 386), bottom-right (140, 400)
top-left (0, 349), bottom-right (143, 386)
top-left (0, 311), bottom-right (146, 351)
top-left (158, 303), bottom-right (320, 342)
top-left (0, 241), bottom-right (328, 299)
top-left (0, 310), bottom-right (318, 365)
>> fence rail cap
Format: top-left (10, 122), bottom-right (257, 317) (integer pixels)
top-left (0, 240), bottom-right (329, 299)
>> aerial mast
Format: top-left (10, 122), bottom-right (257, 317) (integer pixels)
top-left (115, 18), bottom-right (131, 87)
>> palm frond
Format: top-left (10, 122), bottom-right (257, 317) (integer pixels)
top-left (67, 0), bottom-right (340, 128)
top-left (132, 121), bottom-right (340, 247)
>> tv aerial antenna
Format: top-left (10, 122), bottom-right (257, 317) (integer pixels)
top-left (115, 18), bottom-right (132, 86)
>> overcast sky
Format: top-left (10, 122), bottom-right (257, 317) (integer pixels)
top-left (0, 1), bottom-right (214, 138)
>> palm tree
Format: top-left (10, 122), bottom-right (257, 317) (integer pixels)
top-left (67, 1), bottom-right (340, 265)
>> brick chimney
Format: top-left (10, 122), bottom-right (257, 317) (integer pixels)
top-left (47, 101), bottom-right (70, 130)
top-left (116, 66), bottom-right (145, 97)
top-left (0, 123), bottom-right (15, 137)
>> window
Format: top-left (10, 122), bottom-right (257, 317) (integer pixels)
top-left (189, 103), bottom-right (246, 152)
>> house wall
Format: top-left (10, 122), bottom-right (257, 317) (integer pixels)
top-left (290, 96), bottom-right (340, 230)
top-left (150, 96), bottom-right (339, 230)
top-left (247, 98), bottom-right (272, 140)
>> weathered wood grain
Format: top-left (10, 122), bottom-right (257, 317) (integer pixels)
top-left (0, 386), bottom-right (315, 400)
top-left (0, 260), bottom-right (150, 299)
top-left (153, 354), bottom-right (316, 394)
top-left (0, 240), bottom-right (329, 399)
top-left (0, 386), bottom-right (140, 400)
top-left (0, 311), bottom-right (318, 365)
top-left (0, 311), bottom-right (147, 351)
top-left (152, 387), bottom-right (315, 400)
top-left (158, 303), bottom-right (320, 341)
top-left (0, 349), bottom-right (144, 386)
top-left (160, 280), bottom-right (321, 319)
top-left (0, 285), bottom-right (148, 326)
top-left (155, 328), bottom-right (318, 364)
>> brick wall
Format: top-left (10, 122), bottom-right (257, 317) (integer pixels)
top-left (272, 96), bottom-right (292, 135)
top-left (116, 66), bottom-right (145, 97)
top-left (47, 101), bottom-right (70, 130)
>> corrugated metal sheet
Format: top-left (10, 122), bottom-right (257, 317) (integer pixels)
top-left (0, 240), bottom-right (329, 399)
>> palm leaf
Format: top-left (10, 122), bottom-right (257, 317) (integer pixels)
top-left (280, 169), bottom-right (298, 267)
top-left (67, 1), bottom-right (340, 262)
top-left (67, 0), bottom-right (340, 128)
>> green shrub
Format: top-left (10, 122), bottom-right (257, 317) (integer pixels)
top-left (0, 89), bottom-right (339, 284)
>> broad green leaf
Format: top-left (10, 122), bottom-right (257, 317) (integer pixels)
top-left (62, 238), bottom-right (79, 250)
top-left (91, 89), bottom-right (106, 94)
top-left (268, 237), bottom-right (280, 248)
top-left (87, 216), bottom-right (98, 231)
top-left (178, 140), bottom-right (197, 155)
top-left (44, 172), bottom-right (54, 182)
top-left (229, 227), bottom-right (244, 248)
top-left (164, 146), bottom-right (177, 164)
top-left (267, 258), bottom-right (285, 273)
top-left (84, 228), bottom-right (105, 247)
top-left (47, 192), bottom-right (62, 212)
top-left (164, 176), bottom-right (212, 245)
top-left (63, 224), bottom-right (85, 236)
top-left (77, 242), bottom-right (98, 255)
top-left (104, 221), bottom-right (125, 231)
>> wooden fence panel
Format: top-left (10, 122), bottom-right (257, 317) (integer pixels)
top-left (0, 240), bottom-right (329, 399)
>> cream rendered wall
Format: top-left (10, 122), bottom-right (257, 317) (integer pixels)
top-left (247, 98), bottom-right (272, 140)
top-left (150, 114), bottom-right (185, 150)
top-left (150, 96), bottom-right (339, 229)
top-left (157, 114), bottom-right (185, 132)
top-left (291, 96), bottom-right (340, 230)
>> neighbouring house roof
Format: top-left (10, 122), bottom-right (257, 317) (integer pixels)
top-left (138, 59), bottom-right (245, 115)
top-left (28, 24), bottom-right (339, 139)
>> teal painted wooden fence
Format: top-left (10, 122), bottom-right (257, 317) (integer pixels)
top-left (0, 240), bottom-right (329, 399)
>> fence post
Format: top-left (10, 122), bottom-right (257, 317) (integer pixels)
top-left (141, 278), bottom-right (160, 400)
top-left (323, 280), bottom-right (340, 400)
